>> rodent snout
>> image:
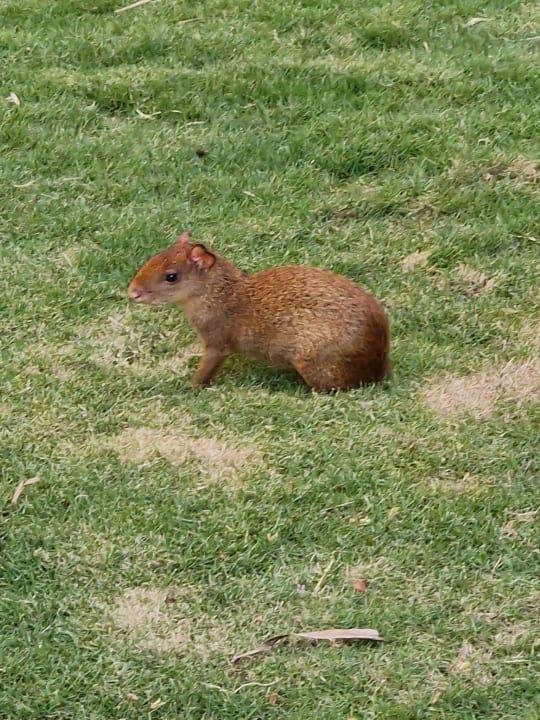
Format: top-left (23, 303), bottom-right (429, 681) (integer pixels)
top-left (127, 286), bottom-right (144, 302)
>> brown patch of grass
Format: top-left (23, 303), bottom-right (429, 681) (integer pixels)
top-left (520, 319), bottom-right (540, 351)
top-left (108, 588), bottom-right (200, 654)
top-left (88, 312), bottom-right (141, 368)
top-left (87, 311), bottom-right (199, 374)
top-left (422, 359), bottom-right (540, 418)
top-left (448, 641), bottom-right (493, 686)
top-left (448, 157), bottom-right (539, 184)
top-left (494, 622), bottom-right (532, 646)
top-left (481, 158), bottom-right (539, 183)
top-left (440, 263), bottom-right (498, 297)
top-left (52, 364), bottom-right (75, 382)
top-left (345, 557), bottom-right (395, 586)
top-left (110, 426), bottom-right (262, 486)
top-left (53, 245), bottom-right (83, 269)
top-left (0, 402), bottom-right (13, 422)
top-left (19, 338), bottom-right (77, 381)
top-left (500, 510), bottom-right (537, 538)
top-left (427, 472), bottom-right (492, 494)
top-left (401, 249), bottom-right (432, 272)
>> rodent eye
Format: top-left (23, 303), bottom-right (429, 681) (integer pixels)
top-left (165, 272), bottom-right (179, 284)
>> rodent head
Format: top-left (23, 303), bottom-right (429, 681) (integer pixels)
top-left (127, 231), bottom-right (216, 306)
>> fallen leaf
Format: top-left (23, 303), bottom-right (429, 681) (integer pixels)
top-left (299, 629), bottom-right (381, 642)
top-left (196, 147), bottom-right (209, 157)
top-left (164, 592), bottom-right (176, 604)
top-left (11, 476), bottom-right (40, 505)
top-left (466, 17), bottom-right (488, 27)
top-left (149, 698), bottom-right (165, 710)
top-left (6, 92), bottom-right (20, 107)
top-left (126, 692), bottom-right (139, 701)
top-left (231, 628), bottom-right (382, 663)
top-left (352, 578), bottom-right (367, 593)
top-left (268, 691), bottom-right (278, 705)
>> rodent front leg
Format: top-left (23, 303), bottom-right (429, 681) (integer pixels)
top-left (192, 346), bottom-right (230, 386)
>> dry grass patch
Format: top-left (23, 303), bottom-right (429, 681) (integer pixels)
top-left (447, 640), bottom-right (494, 686)
top-left (401, 249), bottom-right (432, 272)
top-left (448, 157), bottom-right (539, 184)
top-left (107, 587), bottom-right (222, 657)
top-left (520, 319), bottom-right (540, 351)
top-left (494, 622), bottom-right (533, 647)
top-left (53, 245), bottom-right (83, 269)
top-left (439, 263), bottom-right (498, 297)
top-left (345, 557), bottom-right (396, 589)
top-left (88, 311), bottom-right (143, 368)
top-left (0, 402), bottom-right (13, 423)
top-left (500, 509), bottom-right (537, 539)
top-left (481, 158), bottom-right (539, 183)
top-left (422, 359), bottom-right (540, 418)
top-left (87, 311), bottom-right (199, 375)
top-left (18, 337), bottom-right (77, 381)
top-left (110, 425), bottom-right (263, 487)
top-left (427, 472), bottom-right (493, 495)
top-left (52, 524), bottom-right (180, 576)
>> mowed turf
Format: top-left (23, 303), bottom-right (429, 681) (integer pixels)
top-left (1, 0), bottom-right (539, 718)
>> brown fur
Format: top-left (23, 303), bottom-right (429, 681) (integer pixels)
top-left (127, 231), bottom-right (390, 391)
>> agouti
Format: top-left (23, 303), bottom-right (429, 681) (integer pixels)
top-left (127, 231), bottom-right (390, 391)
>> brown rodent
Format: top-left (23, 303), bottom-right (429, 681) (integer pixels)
top-left (127, 231), bottom-right (390, 391)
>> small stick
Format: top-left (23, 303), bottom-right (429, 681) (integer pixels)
top-left (313, 557), bottom-right (335, 594)
top-left (115, 0), bottom-right (161, 14)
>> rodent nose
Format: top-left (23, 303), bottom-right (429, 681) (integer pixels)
top-left (128, 286), bottom-right (144, 301)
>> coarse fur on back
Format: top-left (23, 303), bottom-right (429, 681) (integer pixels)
top-left (127, 231), bottom-right (390, 391)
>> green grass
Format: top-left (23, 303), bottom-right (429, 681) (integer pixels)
top-left (1, 0), bottom-right (539, 717)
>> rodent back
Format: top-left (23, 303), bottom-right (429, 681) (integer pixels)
top-left (245, 265), bottom-right (383, 321)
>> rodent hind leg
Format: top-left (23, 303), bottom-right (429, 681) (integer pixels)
top-left (294, 357), bottom-right (346, 392)
top-left (294, 356), bottom-right (368, 392)
top-left (192, 346), bottom-right (230, 386)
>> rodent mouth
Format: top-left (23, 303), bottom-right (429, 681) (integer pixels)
top-left (128, 286), bottom-right (152, 304)
top-left (130, 293), bottom-right (165, 307)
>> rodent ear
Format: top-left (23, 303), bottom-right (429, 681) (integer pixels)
top-left (176, 230), bottom-right (192, 247)
top-left (190, 244), bottom-right (216, 270)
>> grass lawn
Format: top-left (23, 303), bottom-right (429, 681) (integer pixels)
top-left (1, 0), bottom-right (539, 717)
